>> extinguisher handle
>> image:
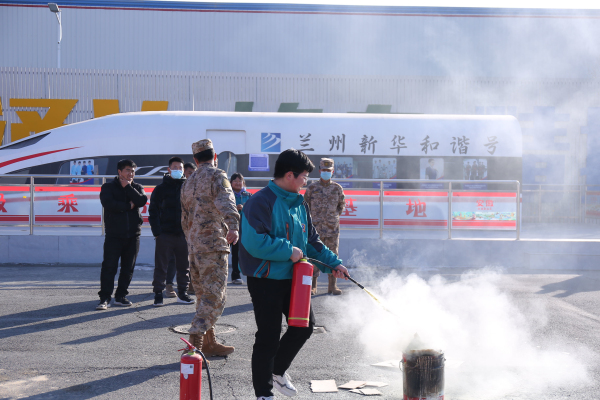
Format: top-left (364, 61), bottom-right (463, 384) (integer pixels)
top-left (180, 337), bottom-right (194, 351)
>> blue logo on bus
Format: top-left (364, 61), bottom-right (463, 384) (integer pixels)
top-left (261, 132), bottom-right (281, 152)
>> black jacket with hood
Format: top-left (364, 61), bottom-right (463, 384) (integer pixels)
top-left (100, 177), bottom-right (148, 238)
top-left (148, 173), bottom-right (186, 237)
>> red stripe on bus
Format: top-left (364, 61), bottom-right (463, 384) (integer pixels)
top-left (0, 215), bottom-right (29, 221)
top-left (35, 187), bottom-right (102, 192)
top-left (384, 219), bottom-right (448, 226)
top-left (35, 215), bottom-right (102, 222)
top-left (0, 147), bottom-right (80, 169)
top-left (453, 192), bottom-right (516, 197)
top-left (340, 219), bottom-right (379, 225)
top-left (384, 191), bottom-right (448, 196)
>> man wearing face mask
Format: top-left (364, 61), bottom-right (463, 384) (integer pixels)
top-left (304, 158), bottom-right (346, 295)
top-left (149, 156), bottom-right (195, 307)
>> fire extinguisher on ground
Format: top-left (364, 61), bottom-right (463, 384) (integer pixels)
top-left (180, 337), bottom-right (213, 400)
top-left (288, 258), bottom-right (314, 328)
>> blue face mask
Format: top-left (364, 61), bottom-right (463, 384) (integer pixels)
top-left (320, 171), bottom-right (332, 181)
top-left (171, 170), bottom-right (184, 179)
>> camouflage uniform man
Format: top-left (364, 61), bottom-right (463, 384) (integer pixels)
top-left (304, 158), bottom-right (346, 295)
top-left (181, 139), bottom-right (240, 361)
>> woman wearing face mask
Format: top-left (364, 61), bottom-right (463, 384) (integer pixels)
top-left (230, 173), bottom-right (252, 284)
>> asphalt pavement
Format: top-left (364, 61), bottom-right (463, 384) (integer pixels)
top-left (0, 265), bottom-right (599, 399)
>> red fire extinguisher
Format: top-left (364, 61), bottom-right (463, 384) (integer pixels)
top-left (288, 258), bottom-right (314, 327)
top-left (179, 337), bottom-right (213, 400)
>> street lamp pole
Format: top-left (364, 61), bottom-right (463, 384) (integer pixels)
top-left (48, 3), bottom-right (62, 69)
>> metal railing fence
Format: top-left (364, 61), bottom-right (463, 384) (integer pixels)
top-left (0, 174), bottom-right (520, 239)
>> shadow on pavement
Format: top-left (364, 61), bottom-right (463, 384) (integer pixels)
top-left (21, 362), bottom-right (179, 400)
top-left (221, 302), bottom-right (253, 316)
top-left (0, 293), bottom-right (152, 331)
top-left (536, 273), bottom-right (600, 297)
top-left (60, 314), bottom-right (195, 345)
top-left (0, 294), bottom-right (197, 341)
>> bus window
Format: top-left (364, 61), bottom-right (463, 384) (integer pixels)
top-left (217, 152), bottom-right (238, 178)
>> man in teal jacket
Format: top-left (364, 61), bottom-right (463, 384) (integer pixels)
top-left (240, 149), bottom-right (349, 400)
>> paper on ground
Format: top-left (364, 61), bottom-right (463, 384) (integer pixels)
top-left (311, 380), bottom-right (338, 392)
top-left (339, 381), bottom-right (389, 389)
top-left (349, 388), bottom-right (382, 395)
top-left (370, 360), bottom-right (400, 369)
top-left (364, 381), bottom-right (388, 387)
top-left (338, 380), bottom-right (366, 389)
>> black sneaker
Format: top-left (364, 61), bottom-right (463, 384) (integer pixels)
top-left (114, 296), bottom-right (133, 307)
top-left (153, 292), bottom-right (164, 307)
top-left (96, 298), bottom-right (111, 310)
top-left (176, 292), bottom-right (196, 305)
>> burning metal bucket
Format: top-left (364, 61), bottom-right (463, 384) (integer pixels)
top-left (401, 349), bottom-right (445, 400)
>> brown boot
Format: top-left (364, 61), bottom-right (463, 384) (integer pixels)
top-left (311, 276), bottom-right (318, 296)
top-left (165, 284), bottom-right (177, 298)
top-left (189, 333), bottom-right (209, 369)
top-left (202, 328), bottom-right (235, 357)
top-left (328, 274), bottom-right (342, 295)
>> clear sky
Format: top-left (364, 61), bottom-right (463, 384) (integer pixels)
top-left (169, 0), bottom-right (600, 9)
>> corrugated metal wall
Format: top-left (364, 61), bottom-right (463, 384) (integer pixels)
top-left (2, 4), bottom-right (600, 79)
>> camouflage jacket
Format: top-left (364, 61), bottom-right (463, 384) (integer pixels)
top-left (180, 163), bottom-right (240, 254)
top-left (304, 179), bottom-right (345, 238)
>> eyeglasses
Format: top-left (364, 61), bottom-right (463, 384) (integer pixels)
top-left (292, 172), bottom-right (309, 182)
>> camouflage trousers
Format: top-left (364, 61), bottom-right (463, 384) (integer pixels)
top-left (313, 236), bottom-right (339, 278)
top-left (188, 251), bottom-right (229, 335)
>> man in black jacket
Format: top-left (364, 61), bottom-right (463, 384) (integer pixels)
top-left (149, 157), bottom-right (195, 307)
top-left (96, 159), bottom-right (148, 310)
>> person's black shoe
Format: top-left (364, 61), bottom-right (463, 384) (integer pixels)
top-left (153, 292), bottom-right (164, 307)
top-left (113, 296), bottom-right (133, 307)
top-left (176, 292), bottom-right (196, 305)
top-left (96, 298), bottom-right (111, 310)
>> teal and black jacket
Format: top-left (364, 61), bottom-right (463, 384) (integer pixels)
top-left (234, 189), bottom-right (252, 211)
top-left (239, 180), bottom-right (342, 280)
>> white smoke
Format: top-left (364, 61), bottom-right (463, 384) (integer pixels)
top-left (325, 267), bottom-right (592, 399)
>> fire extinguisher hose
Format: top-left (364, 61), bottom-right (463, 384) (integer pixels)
top-left (194, 348), bottom-right (213, 400)
top-left (305, 257), bottom-right (364, 289)
top-left (305, 257), bottom-right (398, 317)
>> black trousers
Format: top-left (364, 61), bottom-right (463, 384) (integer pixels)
top-left (230, 240), bottom-right (241, 280)
top-left (166, 254), bottom-right (176, 285)
top-left (152, 233), bottom-right (190, 293)
top-left (98, 235), bottom-right (140, 300)
top-left (247, 277), bottom-right (315, 398)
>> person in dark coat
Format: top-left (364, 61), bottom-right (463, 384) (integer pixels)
top-left (149, 157), bottom-right (195, 307)
top-left (96, 159), bottom-right (148, 310)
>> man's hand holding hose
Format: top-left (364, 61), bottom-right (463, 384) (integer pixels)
top-left (332, 264), bottom-right (349, 280)
top-left (291, 250), bottom-right (350, 280)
